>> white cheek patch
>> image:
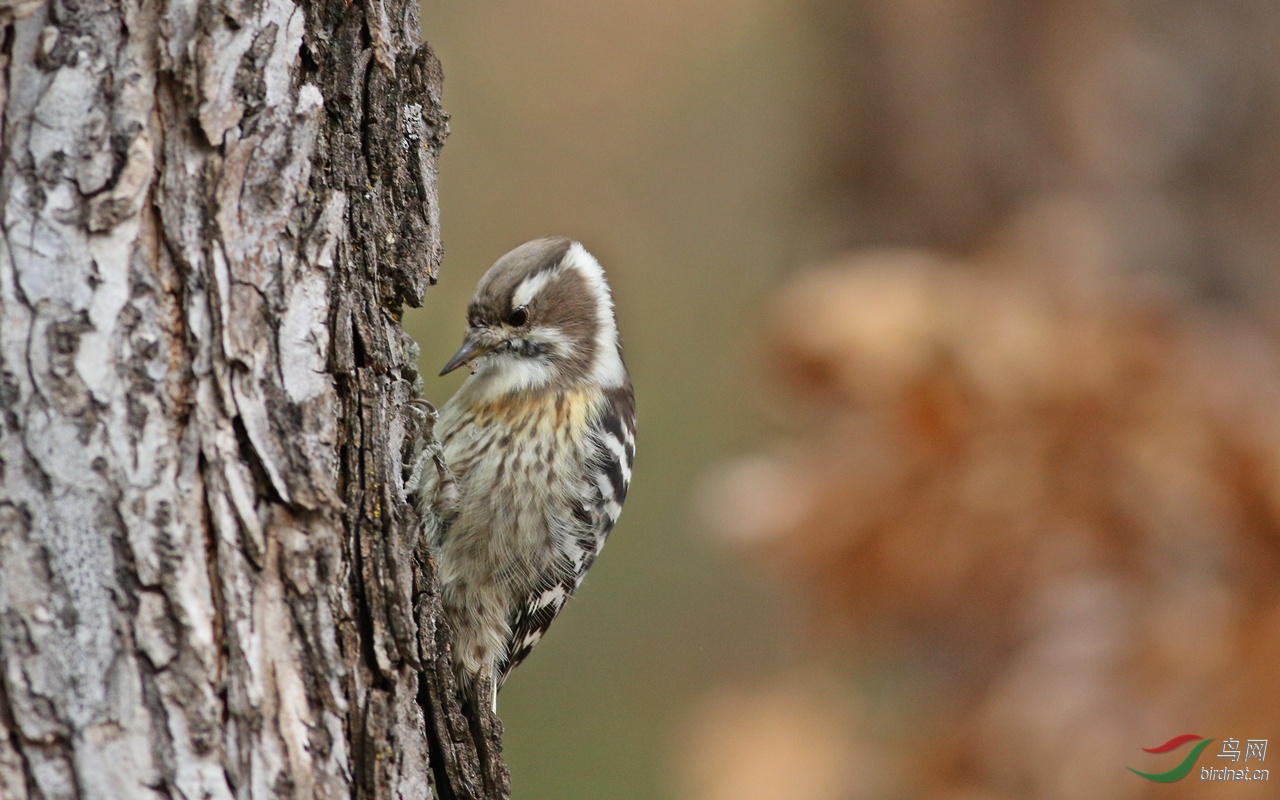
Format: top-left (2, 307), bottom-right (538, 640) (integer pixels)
top-left (470, 354), bottom-right (560, 395)
top-left (526, 326), bottom-right (575, 359)
top-left (564, 242), bottom-right (627, 389)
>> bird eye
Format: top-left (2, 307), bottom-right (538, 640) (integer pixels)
top-left (508, 306), bottom-right (529, 327)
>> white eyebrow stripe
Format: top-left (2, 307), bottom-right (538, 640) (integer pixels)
top-left (512, 266), bottom-right (562, 309)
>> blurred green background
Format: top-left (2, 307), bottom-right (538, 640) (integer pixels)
top-left (406, 3), bottom-right (813, 797)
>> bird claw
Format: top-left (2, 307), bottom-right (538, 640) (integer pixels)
top-left (430, 452), bottom-right (461, 520)
top-left (404, 397), bottom-right (449, 504)
top-left (407, 397), bottom-right (439, 419)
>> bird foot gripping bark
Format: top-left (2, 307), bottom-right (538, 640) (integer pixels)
top-left (406, 397), bottom-right (461, 529)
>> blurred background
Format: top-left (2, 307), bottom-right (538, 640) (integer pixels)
top-left (406, 2), bottom-right (1280, 798)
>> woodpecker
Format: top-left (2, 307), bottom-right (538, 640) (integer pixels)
top-left (414, 237), bottom-right (635, 709)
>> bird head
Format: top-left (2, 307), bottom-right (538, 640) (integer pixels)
top-left (441, 237), bottom-right (627, 396)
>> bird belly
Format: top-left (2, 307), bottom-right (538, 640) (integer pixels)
top-left (434, 395), bottom-right (596, 681)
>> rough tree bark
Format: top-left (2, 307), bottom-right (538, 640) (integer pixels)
top-left (0, 0), bottom-right (509, 797)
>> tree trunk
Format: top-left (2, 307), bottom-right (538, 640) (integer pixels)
top-left (0, 0), bottom-right (508, 797)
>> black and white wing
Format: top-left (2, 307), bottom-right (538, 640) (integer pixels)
top-left (497, 385), bottom-right (636, 687)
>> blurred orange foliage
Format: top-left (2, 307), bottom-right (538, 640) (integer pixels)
top-left (699, 206), bottom-right (1280, 798)
top-left (689, 0), bottom-right (1280, 796)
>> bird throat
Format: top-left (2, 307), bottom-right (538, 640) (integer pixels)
top-left (464, 386), bottom-right (596, 433)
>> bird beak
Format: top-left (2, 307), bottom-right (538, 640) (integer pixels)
top-left (440, 333), bottom-right (498, 376)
